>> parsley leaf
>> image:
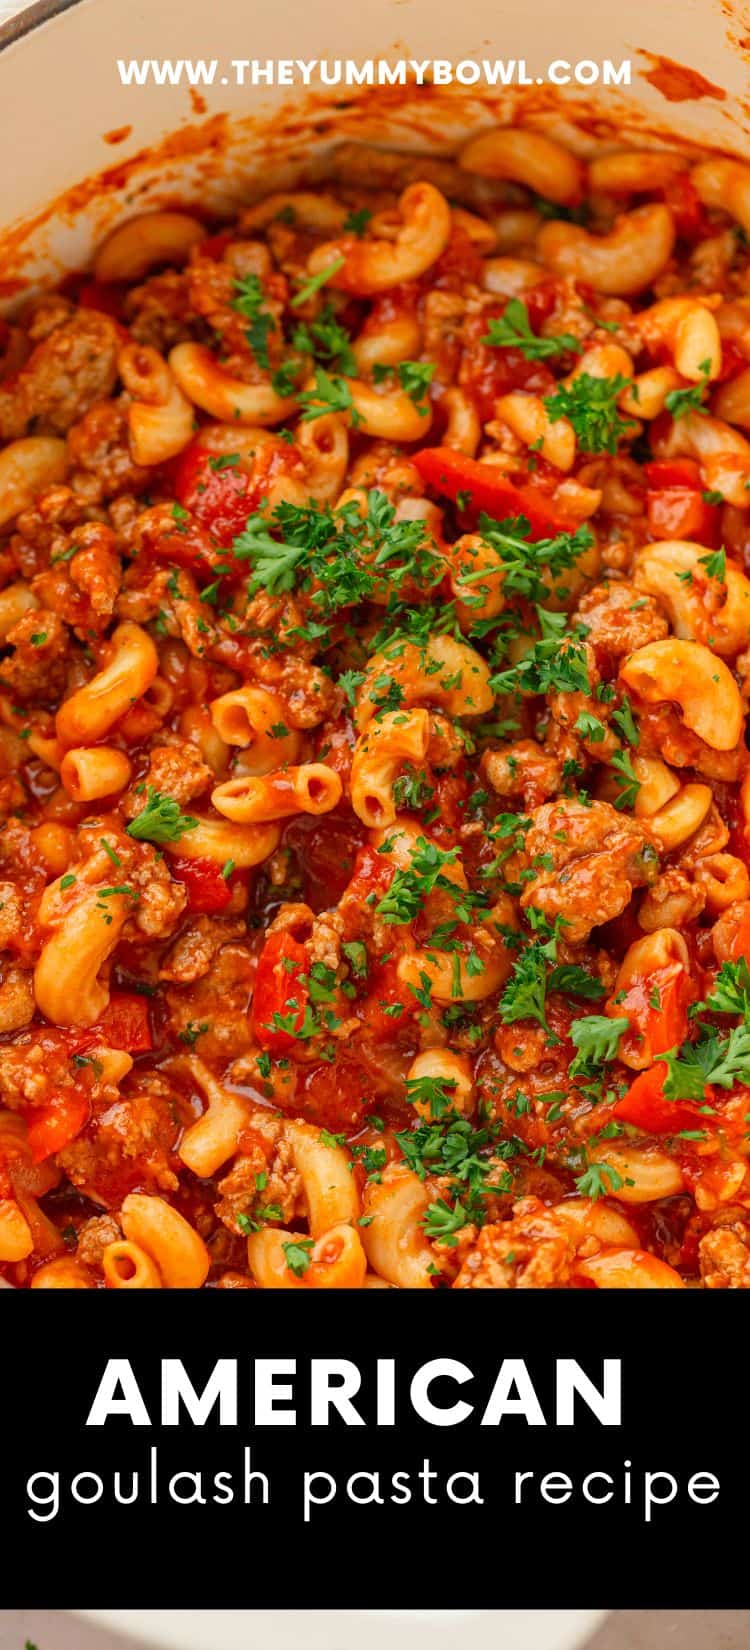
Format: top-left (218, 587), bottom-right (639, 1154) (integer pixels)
top-left (611, 696), bottom-right (639, 747)
top-left (665, 365), bottom-right (711, 421)
top-left (126, 788), bottom-right (198, 845)
top-left (491, 637), bottom-right (591, 698)
top-left (699, 547), bottom-right (727, 582)
top-left (396, 359), bottom-right (435, 409)
top-left (232, 273), bottom-right (275, 370)
top-left (662, 1021), bottom-right (750, 1097)
top-left (569, 1014), bottom-right (629, 1076)
top-left (499, 942), bottom-right (550, 1028)
top-left (482, 298), bottom-right (583, 361)
top-left (343, 207), bottom-right (372, 237)
top-left (299, 365), bottom-right (359, 424)
top-left (291, 304), bottom-right (356, 374)
top-left (609, 749), bottom-right (641, 811)
top-left (422, 1197), bottom-right (473, 1243)
top-left (697, 958), bottom-right (750, 1018)
top-left (282, 1239), bottom-right (314, 1276)
top-left (473, 514), bottom-right (593, 606)
top-left (574, 1161), bottom-right (626, 1200)
top-left (405, 1075), bottom-right (458, 1119)
top-left (547, 964), bottom-right (605, 1001)
top-left (291, 257), bottom-right (345, 309)
top-left (575, 709), bottom-right (607, 743)
top-left (544, 373), bottom-right (636, 455)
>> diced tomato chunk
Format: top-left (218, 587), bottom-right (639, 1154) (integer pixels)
top-left (198, 231), bottom-right (234, 260)
top-left (95, 991), bottom-right (153, 1053)
top-left (660, 175), bottom-right (712, 242)
top-left (251, 930), bottom-right (310, 1054)
top-left (429, 224), bottom-right (485, 290)
top-left (174, 442), bottom-right (258, 548)
top-left (715, 339), bottom-right (748, 384)
top-left (75, 279), bottom-right (126, 319)
top-left (358, 959), bottom-right (412, 1037)
top-left (284, 809), bottom-right (365, 912)
top-left (23, 1093), bottom-right (90, 1163)
top-left (458, 310), bottom-right (555, 421)
top-left (174, 438), bottom-right (306, 550)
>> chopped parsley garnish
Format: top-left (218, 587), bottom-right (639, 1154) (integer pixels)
top-left (343, 207), bottom-right (372, 237)
top-left (299, 366), bottom-right (360, 424)
top-left (291, 257), bottom-right (346, 309)
top-left (574, 1161), bottom-right (627, 1200)
top-left (208, 453), bottom-right (241, 471)
top-left (499, 942), bottom-right (550, 1028)
top-left (696, 957), bottom-right (750, 1018)
top-left (662, 1021), bottom-right (750, 1099)
top-left (397, 1112), bottom-right (516, 1243)
top-left (574, 709), bottom-right (607, 743)
top-left (467, 515), bottom-right (593, 607)
top-left (482, 298), bottom-right (583, 361)
top-left (291, 304), bottom-right (356, 374)
top-left (544, 373), bottom-right (636, 454)
top-left (405, 1075), bottom-right (458, 1119)
top-left (342, 939), bottom-right (368, 977)
top-left (232, 272), bottom-right (275, 370)
top-left (699, 547), bottom-right (726, 582)
top-left (609, 749), bottom-right (640, 811)
top-left (569, 1014), bottom-right (629, 1077)
top-left (375, 836), bottom-right (480, 927)
top-left (231, 488), bottom-right (443, 611)
top-left (611, 696), bottom-right (639, 747)
top-left (126, 788), bottom-right (198, 845)
top-left (664, 363), bottom-right (711, 421)
top-left (282, 1238), bottom-right (315, 1276)
top-left (376, 359), bottom-right (435, 411)
top-left (491, 637), bottom-right (591, 698)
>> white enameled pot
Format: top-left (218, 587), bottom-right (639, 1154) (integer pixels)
top-left (1, 0), bottom-right (745, 1641)
top-left (1, 0), bottom-right (750, 296)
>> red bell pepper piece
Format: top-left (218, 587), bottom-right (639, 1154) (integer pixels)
top-left (170, 854), bottom-right (245, 914)
top-left (251, 930), bottom-right (310, 1053)
top-left (614, 962), bottom-right (694, 1071)
top-left (643, 457), bottom-right (720, 548)
top-left (412, 446), bottom-right (576, 538)
top-left (24, 1093), bottom-right (90, 1163)
top-left (613, 1063), bottom-right (711, 1135)
top-left (643, 459), bottom-right (702, 489)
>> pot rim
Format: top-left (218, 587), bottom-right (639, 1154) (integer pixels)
top-left (0, 0), bottom-right (89, 54)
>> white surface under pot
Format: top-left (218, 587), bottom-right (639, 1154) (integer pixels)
top-left (74, 1612), bottom-right (607, 1650)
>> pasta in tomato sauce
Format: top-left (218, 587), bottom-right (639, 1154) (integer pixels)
top-left (4, 127), bottom-right (750, 1289)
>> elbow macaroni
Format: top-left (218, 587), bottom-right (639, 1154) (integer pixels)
top-left (4, 124), bottom-right (750, 1293)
